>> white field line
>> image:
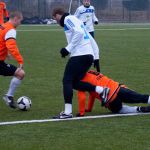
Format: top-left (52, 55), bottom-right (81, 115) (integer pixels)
top-left (17, 27), bottom-right (150, 32)
top-left (0, 112), bottom-right (150, 126)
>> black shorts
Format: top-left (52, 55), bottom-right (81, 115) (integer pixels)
top-left (109, 87), bottom-right (149, 113)
top-left (109, 97), bottom-right (122, 113)
top-left (0, 61), bottom-right (17, 76)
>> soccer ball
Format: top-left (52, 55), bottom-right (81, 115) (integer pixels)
top-left (17, 96), bottom-right (32, 111)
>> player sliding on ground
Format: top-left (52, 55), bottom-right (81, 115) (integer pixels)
top-left (77, 70), bottom-right (150, 116)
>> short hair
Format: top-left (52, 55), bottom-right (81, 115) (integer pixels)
top-left (52, 8), bottom-right (65, 17)
top-left (9, 10), bottom-right (23, 19)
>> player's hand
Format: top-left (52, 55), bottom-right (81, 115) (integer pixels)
top-left (94, 21), bottom-right (98, 25)
top-left (94, 59), bottom-right (100, 72)
top-left (60, 48), bottom-right (69, 58)
top-left (83, 22), bottom-right (86, 25)
top-left (6, 17), bottom-right (9, 21)
top-left (76, 113), bottom-right (84, 117)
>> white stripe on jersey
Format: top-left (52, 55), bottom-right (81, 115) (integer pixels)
top-left (5, 29), bottom-right (16, 40)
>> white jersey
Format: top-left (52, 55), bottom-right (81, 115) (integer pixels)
top-left (64, 15), bottom-right (99, 60)
top-left (74, 5), bottom-right (98, 32)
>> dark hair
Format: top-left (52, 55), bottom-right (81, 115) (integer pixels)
top-left (52, 8), bottom-right (65, 17)
top-left (9, 10), bottom-right (23, 19)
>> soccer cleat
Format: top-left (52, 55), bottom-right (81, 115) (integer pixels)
top-left (3, 95), bottom-right (16, 109)
top-left (101, 87), bottom-right (110, 106)
top-left (137, 106), bottom-right (150, 113)
top-left (53, 111), bottom-right (73, 119)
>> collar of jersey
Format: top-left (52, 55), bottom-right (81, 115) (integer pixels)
top-left (60, 13), bottom-right (69, 27)
top-left (84, 5), bottom-right (90, 8)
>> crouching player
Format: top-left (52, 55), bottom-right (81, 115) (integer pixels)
top-left (0, 10), bottom-right (24, 108)
top-left (77, 70), bottom-right (150, 116)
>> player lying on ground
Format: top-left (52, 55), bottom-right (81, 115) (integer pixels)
top-left (77, 70), bottom-right (150, 116)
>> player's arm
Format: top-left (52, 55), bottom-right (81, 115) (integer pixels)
top-left (77, 91), bottom-right (87, 116)
top-left (74, 8), bottom-right (80, 18)
top-left (3, 3), bottom-right (9, 20)
top-left (65, 18), bottom-right (84, 52)
top-left (86, 92), bottom-right (96, 112)
top-left (88, 33), bottom-right (100, 72)
top-left (5, 29), bottom-right (24, 65)
top-left (89, 33), bottom-right (99, 60)
top-left (92, 7), bottom-right (98, 24)
top-left (4, 9), bottom-right (9, 20)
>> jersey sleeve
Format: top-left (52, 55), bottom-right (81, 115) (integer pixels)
top-left (5, 29), bottom-right (24, 64)
top-left (77, 91), bottom-right (96, 115)
top-left (88, 33), bottom-right (99, 60)
top-left (77, 91), bottom-right (87, 116)
top-left (4, 9), bottom-right (9, 18)
top-left (74, 7), bottom-right (80, 18)
top-left (3, 2), bottom-right (6, 9)
top-left (86, 93), bottom-right (96, 112)
top-left (65, 17), bottom-right (84, 52)
top-left (5, 29), bottom-right (16, 40)
top-left (92, 7), bottom-right (98, 22)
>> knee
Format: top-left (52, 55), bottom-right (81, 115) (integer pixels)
top-left (15, 68), bottom-right (25, 80)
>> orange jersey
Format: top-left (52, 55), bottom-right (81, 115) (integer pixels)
top-left (77, 70), bottom-right (124, 115)
top-left (0, 22), bottom-right (23, 64)
top-left (0, 2), bottom-right (9, 24)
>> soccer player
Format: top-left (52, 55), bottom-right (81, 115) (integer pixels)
top-left (0, 10), bottom-right (24, 108)
top-left (0, 0), bottom-right (9, 24)
top-left (74, 0), bottom-right (98, 38)
top-left (52, 8), bottom-right (108, 119)
top-left (77, 70), bottom-right (150, 116)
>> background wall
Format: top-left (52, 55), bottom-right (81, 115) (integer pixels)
top-left (5, 0), bottom-right (150, 22)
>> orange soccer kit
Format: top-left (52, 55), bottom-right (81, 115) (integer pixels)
top-left (77, 70), bottom-right (125, 116)
top-left (0, 2), bottom-right (9, 24)
top-left (0, 22), bottom-right (23, 64)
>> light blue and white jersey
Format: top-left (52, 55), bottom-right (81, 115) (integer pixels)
top-left (64, 15), bottom-right (99, 59)
top-left (74, 5), bottom-right (98, 32)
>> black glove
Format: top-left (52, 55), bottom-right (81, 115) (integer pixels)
top-left (94, 59), bottom-right (100, 72)
top-left (60, 48), bottom-right (69, 58)
top-left (94, 21), bottom-right (98, 25)
top-left (6, 17), bottom-right (9, 21)
top-left (83, 22), bottom-right (86, 25)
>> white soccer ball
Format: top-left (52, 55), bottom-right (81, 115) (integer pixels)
top-left (17, 96), bottom-right (32, 111)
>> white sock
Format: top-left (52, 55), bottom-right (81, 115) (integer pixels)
top-left (64, 103), bottom-right (72, 115)
top-left (119, 105), bottom-right (138, 114)
top-left (148, 96), bottom-right (150, 104)
top-left (7, 77), bottom-right (22, 97)
top-left (95, 86), bottom-right (104, 94)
